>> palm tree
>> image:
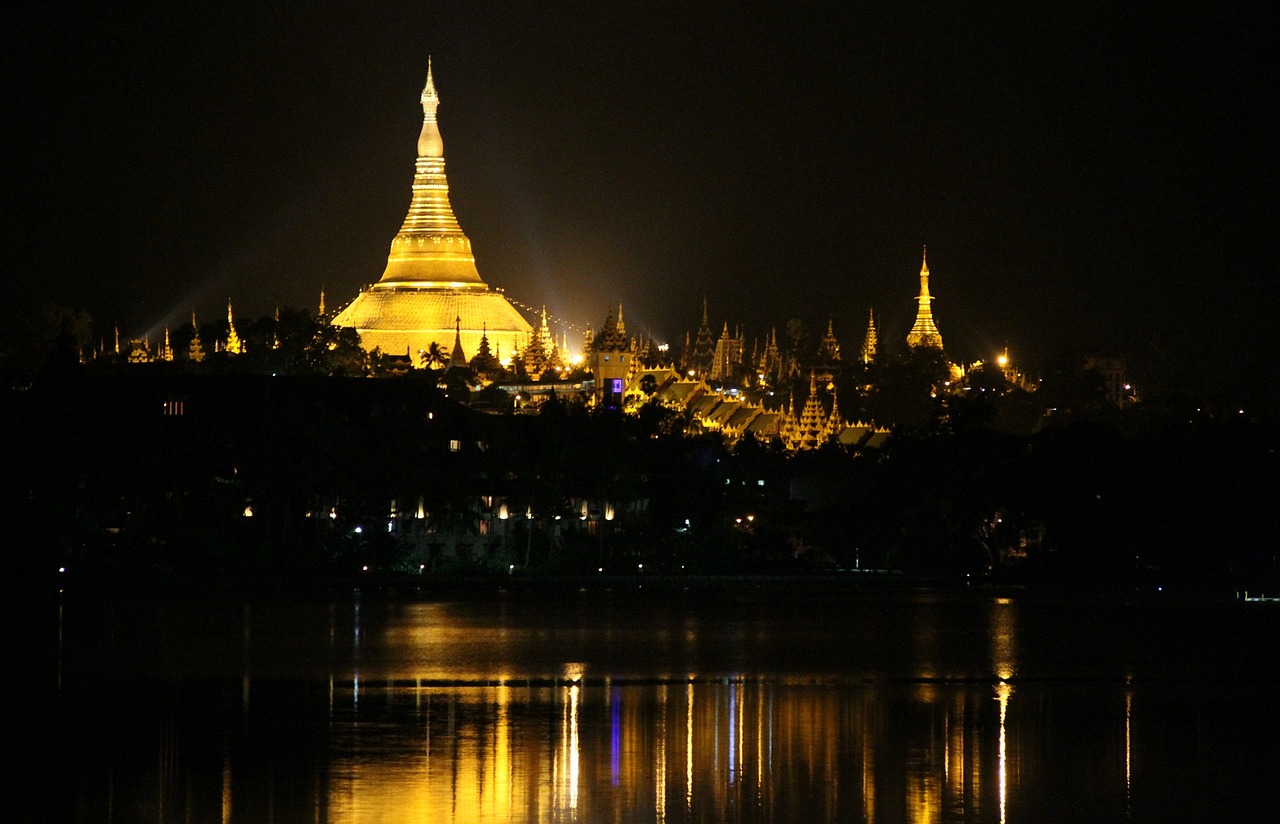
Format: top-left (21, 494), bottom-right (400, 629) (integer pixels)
top-left (419, 342), bottom-right (448, 371)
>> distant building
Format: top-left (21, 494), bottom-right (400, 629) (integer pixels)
top-left (1084, 354), bottom-right (1130, 407)
top-left (590, 305), bottom-right (632, 406)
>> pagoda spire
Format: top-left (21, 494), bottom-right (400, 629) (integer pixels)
top-left (188, 311), bottom-right (205, 362)
top-left (370, 58), bottom-right (486, 288)
top-left (906, 246), bottom-right (944, 350)
top-left (818, 316), bottom-right (840, 361)
top-left (448, 315), bottom-right (468, 367)
top-left (318, 286), bottom-right (326, 317)
top-left (860, 308), bottom-right (878, 364)
top-left (226, 299), bottom-right (243, 355)
top-left (417, 57), bottom-right (442, 158)
top-left (616, 302), bottom-right (626, 336)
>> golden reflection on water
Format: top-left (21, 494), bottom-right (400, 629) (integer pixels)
top-left (310, 596), bottom-right (1040, 821)
top-left (996, 682), bottom-right (1013, 824)
top-left (991, 598), bottom-right (1018, 682)
top-left (315, 676), bottom-right (1034, 823)
top-left (56, 595), bottom-right (1196, 823)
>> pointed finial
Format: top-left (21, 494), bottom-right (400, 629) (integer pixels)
top-left (921, 245), bottom-right (929, 275)
top-left (422, 57), bottom-right (438, 110)
top-left (318, 285), bottom-right (326, 317)
top-left (417, 56), bottom-right (444, 157)
top-left (227, 299), bottom-right (234, 323)
top-left (617, 302), bottom-right (626, 336)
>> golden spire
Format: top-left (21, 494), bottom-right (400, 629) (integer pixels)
top-left (226, 299), bottom-right (243, 355)
top-left (448, 315), bottom-right (468, 367)
top-left (617, 302), bottom-right (626, 337)
top-left (860, 307), bottom-right (878, 364)
top-left (160, 326), bottom-right (173, 362)
top-left (318, 286), bottom-right (326, 317)
top-left (906, 246), bottom-right (944, 350)
top-left (819, 316), bottom-right (840, 361)
top-left (376, 58), bottom-right (487, 289)
top-left (189, 311), bottom-right (205, 362)
top-left (417, 57), bottom-right (442, 158)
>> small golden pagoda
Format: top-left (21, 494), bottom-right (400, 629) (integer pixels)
top-left (332, 60), bottom-right (532, 361)
top-left (906, 246), bottom-right (944, 350)
top-left (859, 308), bottom-right (877, 363)
top-left (225, 300), bottom-right (243, 355)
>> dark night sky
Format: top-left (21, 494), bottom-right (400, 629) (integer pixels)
top-left (9, 2), bottom-right (1276, 386)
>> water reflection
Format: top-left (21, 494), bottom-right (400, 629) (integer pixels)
top-left (309, 677), bottom-right (1034, 823)
top-left (38, 590), bottom-right (1280, 822)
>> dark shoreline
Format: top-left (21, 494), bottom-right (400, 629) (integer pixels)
top-left (19, 568), bottom-right (1260, 604)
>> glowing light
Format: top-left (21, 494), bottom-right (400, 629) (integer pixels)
top-left (997, 681), bottom-right (1013, 824)
top-left (686, 680), bottom-right (694, 810)
top-left (1125, 687), bottom-right (1132, 811)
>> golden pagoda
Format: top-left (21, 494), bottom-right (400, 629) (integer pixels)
top-left (188, 312), bottom-right (205, 363)
top-left (225, 300), bottom-right (243, 354)
top-left (332, 60), bottom-right (532, 361)
top-left (860, 308), bottom-right (877, 363)
top-left (906, 246), bottom-right (944, 350)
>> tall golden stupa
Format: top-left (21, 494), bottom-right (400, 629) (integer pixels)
top-left (332, 60), bottom-right (533, 362)
top-left (906, 246), bottom-right (944, 350)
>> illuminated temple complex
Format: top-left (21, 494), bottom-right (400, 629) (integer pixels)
top-left (331, 61), bottom-right (532, 362)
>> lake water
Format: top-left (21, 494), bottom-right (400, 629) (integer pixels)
top-left (16, 581), bottom-right (1280, 822)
